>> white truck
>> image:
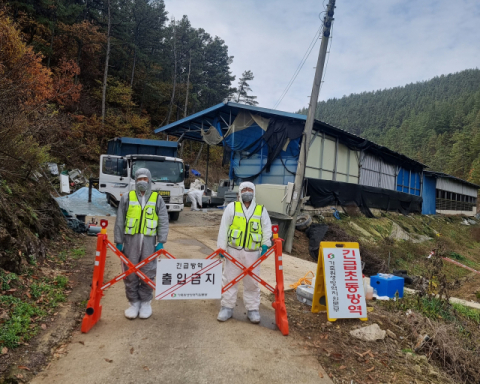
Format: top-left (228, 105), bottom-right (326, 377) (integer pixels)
top-left (99, 137), bottom-right (188, 221)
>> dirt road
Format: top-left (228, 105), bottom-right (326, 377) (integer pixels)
top-left (32, 211), bottom-right (331, 384)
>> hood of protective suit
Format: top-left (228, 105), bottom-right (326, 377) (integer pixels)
top-left (134, 167), bottom-right (152, 196)
top-left (238, 181), bottom-right (256, 207)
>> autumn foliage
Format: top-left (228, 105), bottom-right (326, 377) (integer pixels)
top-left (52, 59), bottom-right (82, 106)
top-left (0, 0), bottom-right (235, 181)
top-left (0, 15), bottom-right (52, 108)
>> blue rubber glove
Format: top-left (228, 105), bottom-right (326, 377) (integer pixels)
top-left (219, 252), bottom-right (224, 259)
top-left (116, 243), bottom-right (123, 252)
top-left (155, 243), bottom-right (164, 252)
top-left (261, 244), bottom-right (268, 256)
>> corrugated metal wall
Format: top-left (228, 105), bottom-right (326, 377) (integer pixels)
top-left (231, 153), bottom-right (297, 185)
top-left (359, 153), bottom-right (396, 190)
top-left (397, 168), bottom-right (421, 196)
top-left (306, 133), bottom-right (359, 183)
top-left (437, 177), bottom-right (478, 197)
top-left (422, 174), bottom-right (436, 214)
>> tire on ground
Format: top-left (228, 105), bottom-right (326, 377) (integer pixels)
top-left (295, 213), bottom-right (312, 231)
top-left (169, 212), bottom-right (180, 221)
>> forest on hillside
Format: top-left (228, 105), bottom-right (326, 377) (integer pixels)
top-left (0, 0), bottom-right (239, 177)
top-left (298, 69), bottom-right (480, 184)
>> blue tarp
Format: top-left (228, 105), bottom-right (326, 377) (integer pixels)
top-left (224, 123), bottom-right (301, 184)
top-left (224, 124), bottom-right (265, 152)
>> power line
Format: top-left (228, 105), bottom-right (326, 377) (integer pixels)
top-left (272, 24), bottom-right (323, 110)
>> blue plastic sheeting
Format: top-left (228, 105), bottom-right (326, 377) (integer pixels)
top-left (224, 124), bottom-right (265, 152)
top-left (55, 187), bottom-right (116, 217)
top-left (231, 137), bottom-right (300, 185)
top-left (422, 174), bottom-right (437, 214)
top-left (397, 168), bottom-right (421, 196)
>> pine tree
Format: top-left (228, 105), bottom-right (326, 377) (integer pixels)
top-left (235, 70), bottom-right (258, 106)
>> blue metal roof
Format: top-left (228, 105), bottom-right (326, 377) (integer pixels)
top-left (111, 137), bottom-right (178, 148)
top-left (154, 101), bottom-right (307, 140)
top-left (153, 102), bottom-right (425, 169)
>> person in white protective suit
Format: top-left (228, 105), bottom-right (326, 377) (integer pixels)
top-left (216, 181), bottom-right (272, 323)
top-left (187, 179), bottom-right (204, 211)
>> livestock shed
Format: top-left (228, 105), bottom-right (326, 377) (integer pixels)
top-left (155, 101), bottom-right (425, 216)
top-left (422, 171), bottom-right (479, 216)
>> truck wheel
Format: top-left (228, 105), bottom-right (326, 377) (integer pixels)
top-left (295, 214), bottom-right (312, 231)
top-left (107, 195), bottom-right (118, 208)
top-left (169, 212), bottom-right (180, 221)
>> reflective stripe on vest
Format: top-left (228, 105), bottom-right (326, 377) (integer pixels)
top-left (124, 190), bottom-right (159, 236)
top-left (227, 202), bottom-right (263, 251)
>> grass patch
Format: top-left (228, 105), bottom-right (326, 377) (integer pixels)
top-left (448, 252), bottom-right (479, 268)
top-left (0, 296), bottom-right (45, 349)
top-left (452, 302), bottom-right (480, 324)
top-left (382, 292), bottom-right (480, 327)
top-left (1, 179), bottom-right (12, 195)
top-left (383, 294), bottom-right (455, 322)
top-left (29, 276), bottom-right (69, 308)
top-left (57, 251), bottom-right (67, 262)
top-left (71, 247), bottom-right (86, 259)
top-left (0, 272), bottom-right (71, 350)
top-left (0, 270), bottom-right (18, 290)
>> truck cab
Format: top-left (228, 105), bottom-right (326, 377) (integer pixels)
top-left (99, 138), bottom-right (187, 221)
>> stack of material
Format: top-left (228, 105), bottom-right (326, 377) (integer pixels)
top-left (224, 191), bottom-right (238, 205)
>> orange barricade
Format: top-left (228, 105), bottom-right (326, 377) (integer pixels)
top-left (81, 220), bottom-right (288, 336)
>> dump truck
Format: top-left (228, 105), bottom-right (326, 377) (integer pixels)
top-left (99, 137), bottom-right (188, 221)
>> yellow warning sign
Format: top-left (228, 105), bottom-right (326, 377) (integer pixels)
top-left (311, 242), bottom-right (368, 322)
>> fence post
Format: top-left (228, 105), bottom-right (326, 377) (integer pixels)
top-left (81, 220), bottom-right (108, 333)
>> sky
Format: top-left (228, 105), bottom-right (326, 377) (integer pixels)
top-left (163, 0), bottom-right (480, 113)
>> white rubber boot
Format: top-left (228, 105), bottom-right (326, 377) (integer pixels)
top-left (217, 307), bottom-right (233, 322)
top-left (125, 302), bottom-right (141, 319)
top-left (139, 301), bottom-right (152, 319)
top-left (247, 310), bottom-right (260, 324)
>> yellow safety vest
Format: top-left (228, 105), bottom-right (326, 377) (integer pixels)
top-left (228, 202), bottom-right (263, 251)
top-left (124, 190), bottom-right (159, 236)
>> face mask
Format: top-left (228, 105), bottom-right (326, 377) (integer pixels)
top-left (136, 181), bottom-right (148, 192)
top-left (241, 192), bottom-right (253, 203)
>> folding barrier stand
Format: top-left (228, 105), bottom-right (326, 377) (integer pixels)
top-left (81, 220), bottom-right (289, 336)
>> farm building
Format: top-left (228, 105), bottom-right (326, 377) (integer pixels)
top-left (155, 101), bottom-right (428, 216)
top-left (155, 102), bottom-right (425, 213)
top-left (422, 171), bottom-right (479, 216)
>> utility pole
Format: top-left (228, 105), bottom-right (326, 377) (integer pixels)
top-left (288, 0), bottom-right (336, 216)
top-left (101, 0), bottom-right (111, 124)
top-left (284, 0), bottom-right (336, 253)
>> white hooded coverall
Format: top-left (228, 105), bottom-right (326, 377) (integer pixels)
top-left (217, 182), bottom-right (272, 311)
top-left (187, 179), bottom-right (204, 210)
